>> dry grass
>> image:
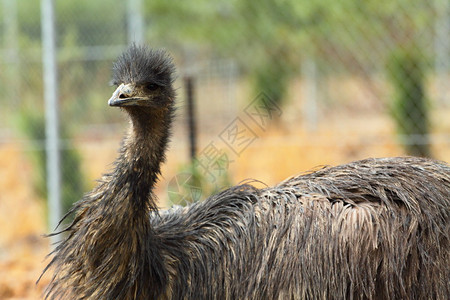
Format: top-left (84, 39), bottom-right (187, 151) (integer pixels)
top-left (0, 144), bottom-right (49, 299)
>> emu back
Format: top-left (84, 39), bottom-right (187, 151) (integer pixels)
top-left (151, 157), bottom-right (449, 299)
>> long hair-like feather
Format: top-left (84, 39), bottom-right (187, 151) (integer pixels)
top-left (41, 45), bottom-right (450, 300)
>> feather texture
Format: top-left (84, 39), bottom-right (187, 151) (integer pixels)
top-left (41, 45), bottom-right (450, 300)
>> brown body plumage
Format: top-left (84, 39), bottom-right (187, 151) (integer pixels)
top-left (41, 45), bottom-right (450, 299)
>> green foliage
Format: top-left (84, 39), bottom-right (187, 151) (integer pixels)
top-left (147, 0), bottom-right (305, 112)
top-left (3, 0), bottom-right (436, 125)
top-left (60, 143), bottom-right (85, 217)
top-left (146, 0), bottom-right (435, 115)
top-left (16, 109), bottom-right (47, 198)
top-left (387, 46), bottom-right (431, 157)
top-left (16, 108), bottom-right (86, 221)
top-left (167, 158), bottom-right (232, 206)
top-left (252, 48), bottom-right (295, 112)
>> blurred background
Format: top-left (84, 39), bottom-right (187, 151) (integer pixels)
top-left (0, 0), bottom-right (449, 298)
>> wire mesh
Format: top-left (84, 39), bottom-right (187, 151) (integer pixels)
top-left (0, 0), bottom-right (449, 211)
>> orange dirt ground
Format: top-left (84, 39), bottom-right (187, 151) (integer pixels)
top-left (1, 111), bottom-right (449, 299)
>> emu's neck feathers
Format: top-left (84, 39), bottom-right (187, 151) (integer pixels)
top-left (42, 109), bottom-right (172, 300)
top-left (109, 107), bottom-right (173, 213)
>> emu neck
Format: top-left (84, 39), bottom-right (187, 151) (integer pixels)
top-left (114, 107), bottom-right (172, 212)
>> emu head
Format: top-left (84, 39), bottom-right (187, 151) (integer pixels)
top-left (108, 44), bottom-right (175, 110)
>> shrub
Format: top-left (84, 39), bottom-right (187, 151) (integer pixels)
top-left (16, 108), bottom-right (85, 223)
top-left (387, 46), bottom-right (431, 157)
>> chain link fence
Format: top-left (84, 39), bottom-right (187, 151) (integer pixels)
top-left (1, 0), bottom-right (449, 222)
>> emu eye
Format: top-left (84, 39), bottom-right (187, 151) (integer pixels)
top-left (146, 83), bottom-right (159, 91)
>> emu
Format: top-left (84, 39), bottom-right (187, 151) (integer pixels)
top-left (42, 45), bottom-right (450, 299)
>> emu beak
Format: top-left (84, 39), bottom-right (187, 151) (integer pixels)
top-left (108, 83), bottom-right (147, 107)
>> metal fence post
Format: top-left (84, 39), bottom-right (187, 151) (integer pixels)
top-left (41, 0), bottom-right (61, 245)
top-left (302, 58), bottom-right (318, 132)
top-left (185, 76), bottom-right (197, 161)
top-left (127, 0), bottom-right (144, 44)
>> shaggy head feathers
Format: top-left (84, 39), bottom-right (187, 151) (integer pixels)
top-left (111, 44), bottom-right (175, 88)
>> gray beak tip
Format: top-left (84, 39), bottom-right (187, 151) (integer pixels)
top-left (108, 84), bottom-right (124, 107)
